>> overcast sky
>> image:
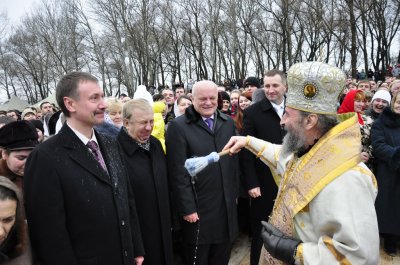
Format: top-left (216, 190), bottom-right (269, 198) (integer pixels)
top-left (0, 0), bottom-right (38, 103)
top-left (1, 0), bottom-right (37, 24)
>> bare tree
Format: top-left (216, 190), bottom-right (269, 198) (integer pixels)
top-left (368, 0), bottom-right (400, 72)
top-left (3, 0), bottom-right (400, 104)
top-left (0, 43), bottom-right (15, 100)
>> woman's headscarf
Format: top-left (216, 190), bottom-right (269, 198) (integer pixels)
top-left (338, 89), bottom-right (365, 125)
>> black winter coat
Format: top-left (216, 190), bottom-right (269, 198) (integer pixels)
top-left (240, 98), bottom-right (284, 221)
top-left (371, 107), bottom-right (400, 235)
top-left (117, 130), bottom-right (173, 265)
top-left (166, 106), bottom-right (239, 244)
top-left (24, 124), bottom-right (144, 265)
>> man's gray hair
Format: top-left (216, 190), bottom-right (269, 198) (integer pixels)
top-left (192, 80), bottom-right (218, 97)
top-left (123, 99), bottom-right (153, 121)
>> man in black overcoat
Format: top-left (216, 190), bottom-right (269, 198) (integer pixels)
top-left (240, 69), bottom-right (287, 265)
top-left (24, 72), bottom-right (144, 265)
top-left (166, 80), bottom-right (239, 265)
top-left (117, 99), bottom-right (173, 265)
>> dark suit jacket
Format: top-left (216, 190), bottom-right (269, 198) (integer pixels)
top-left (240, 98), bottom-right (284, 220)
top-left (117, 130), bottom-right (173, 265)
top-left (24, 124), bottom-right (144, 265)
top-left (166, 106), bottom-right (239, 244)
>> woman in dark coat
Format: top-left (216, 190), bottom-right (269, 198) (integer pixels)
top-left (371, 91), bottom-right (400, 256)
top-left (117, 99), bottom-right (173, 265)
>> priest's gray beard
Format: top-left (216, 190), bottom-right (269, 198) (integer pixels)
top-left (280, 120), bottom-right (308, 158)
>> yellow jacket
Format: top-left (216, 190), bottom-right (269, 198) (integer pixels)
top-left (152, 102), bottom-right (166, 153)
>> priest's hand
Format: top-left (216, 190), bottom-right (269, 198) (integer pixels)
top-left (222, 136), bottom-right (248, 154)
top-left (261, 221), bottom-right (302, 264)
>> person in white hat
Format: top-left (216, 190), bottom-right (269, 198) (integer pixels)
top-left (223, 62), bottom-right (379, 265)
top-left (365, 89), bottom-right (392, 121)
top-left (360, 89), bottom-right (392, 172)
top-left (21, 108), bottom-right (37, 121)
top-left (133, 85), bottom-right (154, 106)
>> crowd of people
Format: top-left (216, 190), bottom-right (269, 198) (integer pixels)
top-left (0, 61), bottom-right (398, 265)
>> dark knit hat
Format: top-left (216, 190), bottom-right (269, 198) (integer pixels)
top-left (0, 121), bottom-right (39, 150)
top-left (243, 77), bottom-right (260, 88)
top-left (219, 91), bottom-right (230, 101)
top-left (29, 119), bottom-right (44, 134)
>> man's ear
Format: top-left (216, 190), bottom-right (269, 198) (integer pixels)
top-left (123, 118), bottom-right (129, 128)
top-left (304, 113), bottom-right (318, 130)
top-left (64, 97), bottom-right (76, 114)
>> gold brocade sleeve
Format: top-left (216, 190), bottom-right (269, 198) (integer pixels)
top-left (245, 136), bottom-right (282, 185)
